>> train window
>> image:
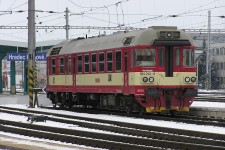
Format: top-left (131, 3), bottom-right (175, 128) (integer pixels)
top-left (78, 55), bottom-right (82, 73)
top-left (84, 54), bottom-right (89, 73)
top-left (99, 53), bottom-right (104, 72)
top-left (175, 48), bottom-right (180, 66)
top-left (68, 57), bottom-right (71, 74)
top-left (60, 57), bottom-right (64, 74)
top-left (73, 57), bottom-right (76, 74)
top-left (107, 52), bottom-right (113, 72)
top-left (159, 48), bottom-right (164, 66)
top-left (92, 54), bottom-right (96, 72)
top-left (134, 49), bottom-right (155, 66)
top-left (52, 58), bottom-right (56, 74)
top-left (116, 51), bottom-right (121, 71)
top-left (183, 49), bottom-right (194, 66)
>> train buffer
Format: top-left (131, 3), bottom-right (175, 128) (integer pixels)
top-left (33, 88), bottom-right (42, 107)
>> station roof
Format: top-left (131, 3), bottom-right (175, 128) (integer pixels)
top-left (0, 39), bottom-right (64, 56)
top-left (0, 39), bottom-right (63, 48)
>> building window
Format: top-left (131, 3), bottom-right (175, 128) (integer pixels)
top-left (92, 54), bottom-right (96, 72)
top-left (78, 55), bottom-right (82, 73)
top-left (99, 53), bottom-right (104, 72)
top-left (216, 48), bottom-right (219, 55)
top-left (115, 51), bottom-right (121, 71)
top-left (221, 62), bottom-right (224, 70)
top-left (220, 48), bottom-right (223, 55)
top-left (107, 52), bottom-right (113, 71)
top-left (60, 57), bottom-right (64, 74)
top-left (52, 58), bottom-right (56, 74)
top-left (221, 77), bottom-right (223, 84)
top-left (84, 54), bottom-right (89, 73)
top-left (216, 62), bottom-right (219, 70)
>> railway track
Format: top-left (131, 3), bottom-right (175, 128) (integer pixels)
top-left (0, 106), bottom-right (224, 149)
top-left (195, 91), bottom-right (225, 102)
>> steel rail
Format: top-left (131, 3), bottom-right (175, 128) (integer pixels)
top-left (0, 106), bottom-right (225, 145)
top-left (0, 107), bottom-right (224, 147)
top-left (0, 118), bottom-right (224, 149)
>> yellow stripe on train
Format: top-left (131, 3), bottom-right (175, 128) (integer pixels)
top-left (48, 72), bottom-right (197, 86)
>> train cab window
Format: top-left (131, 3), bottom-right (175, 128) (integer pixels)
top-left (116, 51), bottom-right (121, 71)
top-left (175, 48), bottom-right (180, 66)
top-left (92, 54), bottom-right (96, 72)
top-left (158, 48), bottom-right (164, 66)
top-left (60, 57), bottom-right (64, 74)
top-left (52, 58), bottom-right (56, 74)
top-left (134, 49), bottom-right (155, 66)
top-left (78, 55), bottom-right (82, 73)
top-left (68, 57), bottom-right (71, 74)
top-left (99, 53), bottom-right (104, 72)
top-left (84, 54), bottom-right (89, 73)
top-left (107, 52), bottom-right (113, 72)
top-left (183, 49), bottom-right (194, 66)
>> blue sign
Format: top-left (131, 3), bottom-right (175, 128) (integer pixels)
top-left (42, 86), bottom-right (47, 93)
top-left (7, 53), bottom-right (27, 61)
top-left (7, 53), bottom-right (46, 61)
top-left (36, 53), bottom-right (46, 61)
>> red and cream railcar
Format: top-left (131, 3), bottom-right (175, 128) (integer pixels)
top-left (46, 26), bottom-right (197, 114)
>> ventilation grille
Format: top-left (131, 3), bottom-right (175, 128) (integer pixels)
top-left (123, 36), bottom-right (134, 45)
top-left (50, 47), bottom-right (62, 55)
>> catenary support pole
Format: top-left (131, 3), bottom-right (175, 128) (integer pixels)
top-left (28, 0), bottom-right (36, 108)
top-left (65, 7), bottom-right (69, 40)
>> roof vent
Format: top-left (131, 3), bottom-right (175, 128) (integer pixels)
top-left (123, 36), bottom-right (134, 45)
top-left (50, 47), bottom-right (62, 55)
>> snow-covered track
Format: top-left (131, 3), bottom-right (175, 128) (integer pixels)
top-left (0, 106), bottom-right (225, 149)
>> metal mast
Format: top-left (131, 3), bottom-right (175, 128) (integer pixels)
top-left (28, 0), bottom-right (36, 108)
top-left (65, 7), bottom-right (69, 40)
top-left (206, 10), bottom-right (211, 90)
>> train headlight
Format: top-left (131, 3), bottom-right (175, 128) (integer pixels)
top-left (143, 77), bottom-right (148, 82)
top-left (191, 77), bottom-right (196, 82)
top-left (185, 77), bottom-right (190, 82)
top-left (167, 32), bottom-right (172, 38)
top-left (149, 77), bottom-right (154, 83)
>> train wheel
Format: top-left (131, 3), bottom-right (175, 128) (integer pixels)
top-left (138, 107), bottom-right (145, 115)
top-left (53, 103), bottom-right (56, 108)
top-left (170, 110), bottom-right (175, 116)
top-left (126, 105), bottom-right (132, 114)
top-left (60, 103), bottom-right (65, 108)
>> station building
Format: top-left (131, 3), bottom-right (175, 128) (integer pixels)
top-left (211, 43), bottom-right (225, 88)
top-left (0, 39), bottom-right (63, 94)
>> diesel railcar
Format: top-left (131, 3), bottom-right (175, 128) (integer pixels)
top-left (46, 26), bottom-right (197, 114)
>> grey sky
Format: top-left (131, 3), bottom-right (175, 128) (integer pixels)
top-left (0, 0), bottom-right (224, 42)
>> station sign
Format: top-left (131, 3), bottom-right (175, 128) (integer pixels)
top-left (35, 53), bottom-right (46, 61)
top-left (7, 53), bottom-right (27, 61)
top-left (7, 53), bottom-right (46, 61)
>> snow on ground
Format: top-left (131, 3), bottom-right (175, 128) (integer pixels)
top-left (0, 91), bottom-right (225, 149)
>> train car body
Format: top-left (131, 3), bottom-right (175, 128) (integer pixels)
top-left (46, 26), bottom-right (197, 114)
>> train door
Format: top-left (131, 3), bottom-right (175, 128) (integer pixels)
top-left (72, 55), bottom-right (76, 92)
top-left (64, 56), bottom-right (69, 88)
top-left (123, 49), bottom-right (129, 95)
top-left (159, 46), bottom-right (182, 109)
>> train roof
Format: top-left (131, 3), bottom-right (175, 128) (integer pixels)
top-left (47, 26), bottom-right (194, 56)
